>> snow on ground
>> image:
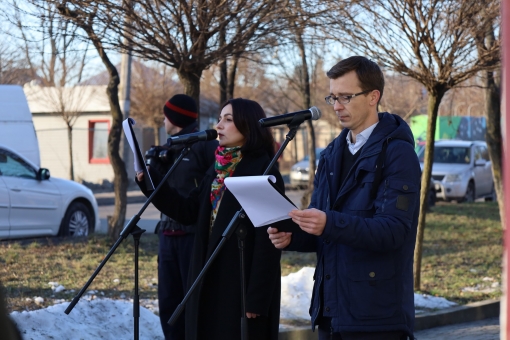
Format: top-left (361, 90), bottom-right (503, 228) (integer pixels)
top-left (10, 267), bottom-right (461, 339)
top-left (11, 298), bottom-right (164, 340)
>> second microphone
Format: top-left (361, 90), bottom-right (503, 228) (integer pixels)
top-left (259, 107), bottom-right (321, 127)
top-left (167, 129), bottom-right (218, 145)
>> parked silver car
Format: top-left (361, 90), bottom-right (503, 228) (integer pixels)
top-left (290, 147), bottom-right (325, 188)
top-left (418, 140), bottom-right (494, 202)
top-left (0, 144), bottom-right (100, 239)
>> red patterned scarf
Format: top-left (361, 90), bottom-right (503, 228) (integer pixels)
top-left (210, 146), bottom-right (242, 221)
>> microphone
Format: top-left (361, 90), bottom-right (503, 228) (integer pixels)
top-left (259, 107), bottom-right (321, 127)
top-left (168, 129), bottom-right (218, 145)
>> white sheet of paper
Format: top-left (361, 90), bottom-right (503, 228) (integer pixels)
top-left (224, 175), bottom-right (296, 227)
top-left (122, 118), bottom-right (154, 190)
top-left (122, 118), bottom-right (144, 172)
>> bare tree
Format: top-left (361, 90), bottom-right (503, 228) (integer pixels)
top-left (328, 0), bottom-right (500, 290)
top-left (218, 23), bottom-right (241, 104)
top-left (270, 0), bottom-right (344, 208)
top-left (381, 73), bottom-right (427, 121)
top-left (57, 0), bottom-right (288, 126)
top-left (130, 60), bottom-right (182, 145)
top-left (286, 0), bottom-right (318, 209)
top-left (9, 0), bottom-right (91, 180)
top-left (56, 4), bottom-right (129, 239)
top-left (0, 42), bottom-right (32, 84)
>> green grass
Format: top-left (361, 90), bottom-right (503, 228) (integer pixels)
top-left (0, 202), bottom-right (502, 312)
top-left (0, 234), bottom-right (159, 312)
top-left (418, 202), bottom-right (502, 304)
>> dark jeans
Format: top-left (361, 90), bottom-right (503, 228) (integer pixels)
top-left (158, 231), bottom-right (194, 340)
top-left (318, 318), bottom-right (406, 340)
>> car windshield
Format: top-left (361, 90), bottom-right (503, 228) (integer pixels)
top-left (419, 146), bottom-right (471, 164)
top-left (302, 148), bottom-right (325, 162)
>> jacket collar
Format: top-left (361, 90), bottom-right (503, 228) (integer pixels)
top-left (324, 112), bottom-right (415, 160)
top-left (321, 112), bottom-right (415, 206)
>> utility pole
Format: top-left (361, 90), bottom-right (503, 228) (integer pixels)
top-left (119, 0), bottom-right (133, 182)
top-left (119, 50), bottom-right (132, 179)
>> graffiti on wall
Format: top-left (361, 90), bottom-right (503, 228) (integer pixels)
top-left (410, 115), bottom-right (486, 153)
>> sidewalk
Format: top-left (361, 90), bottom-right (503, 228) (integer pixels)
top-left (414, 317), bottom-right (499, 339)
top-left (278, 299), bottom-right (500, 340)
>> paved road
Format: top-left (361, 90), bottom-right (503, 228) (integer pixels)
top-left (97, 201), bottom-right (160, 234)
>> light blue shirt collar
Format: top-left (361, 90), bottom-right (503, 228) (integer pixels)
top-left (346, 122), bottom-right (379, 155)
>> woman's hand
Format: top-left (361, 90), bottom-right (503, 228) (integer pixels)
top-left (267, 227), bottom-right (291, 249)
top-left (136, 171), bottom-right (144, 182)
top-left (246, 312), bottom-right (259, 318)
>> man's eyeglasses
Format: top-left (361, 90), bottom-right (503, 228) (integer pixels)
top-left (325, 90), bottom-right (373, 105)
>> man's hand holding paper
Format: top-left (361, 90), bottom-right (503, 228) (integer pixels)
top-left (288, 208), bottom-right (326, 236)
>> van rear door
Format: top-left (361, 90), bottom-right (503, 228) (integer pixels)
top-left (0, 85), bottom-right (40, 167)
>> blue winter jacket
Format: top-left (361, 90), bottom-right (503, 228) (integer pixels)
top-left (288, 112), bottom-right (420, 337)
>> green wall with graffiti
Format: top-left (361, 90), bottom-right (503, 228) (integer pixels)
top-left (410, 115), bottom-right (487, 153)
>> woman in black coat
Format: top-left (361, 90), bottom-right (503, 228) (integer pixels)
top-left (139, 98), bottom-right (283, 340)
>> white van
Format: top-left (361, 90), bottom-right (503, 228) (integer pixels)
top-left (0, 85), bottom-right (40, 167)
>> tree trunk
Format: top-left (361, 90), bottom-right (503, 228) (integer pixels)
top-left (479, 21), bottom-right (503, 225)
top-left (227, 54), bottom-right (239, 100)
top-left (104, 66), bottom-right (128, 240)
top-left (219, 58), bottom-right (227, 105)
top-left (178, 70), bottom-right (203, 125)
top-left (295, 28), bottom-right (316, 209)
top-left (413, 85), bottom-right (446, 291)
top-left (67, 125), bottom-right (74, 181)
top-left (58, 4), bottom-right (129, 240)
top-left (153, 124), bottom-right (163, 146)
top-left (484, 69), bottom-right (504, 223)
top-left (219, 27), bottom-right (227, 105)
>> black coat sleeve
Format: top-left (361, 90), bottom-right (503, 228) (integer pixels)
top-left (136, 166), bottom-right (203, 226)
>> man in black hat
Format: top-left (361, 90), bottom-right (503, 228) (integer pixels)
top-left (140, 94), bottom-right (217, 340)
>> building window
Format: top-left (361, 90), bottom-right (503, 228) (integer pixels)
top-left (89, 120), bottom-right (110, 164)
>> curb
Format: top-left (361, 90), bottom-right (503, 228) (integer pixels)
top-left (94, 192), bottom-right (147, 206)
top-left (277, 299), bottom-right (500, 340)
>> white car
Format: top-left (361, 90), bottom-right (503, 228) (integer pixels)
top-left (290, 147), bottom-right (325, 188)
top-left (418, 140), bottom-right (494, 202)
top-left (0, 144), bottom-right (100, 239)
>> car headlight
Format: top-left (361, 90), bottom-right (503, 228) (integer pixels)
top-left (444, 174), bottom-right (462, 182)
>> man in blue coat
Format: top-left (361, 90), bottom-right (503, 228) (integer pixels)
top-left (269, 56), bottom-right (420, 340)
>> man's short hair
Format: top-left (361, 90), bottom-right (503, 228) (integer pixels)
top-left (327, 56), bottom-right (385, 102)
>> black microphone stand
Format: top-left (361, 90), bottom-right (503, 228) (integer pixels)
top-left (168, 115), bottom-right (306, 340)
top-left (64, 146), bottom-right (192, 340)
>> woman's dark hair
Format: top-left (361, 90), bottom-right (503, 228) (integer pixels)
top-left (221, 98), bottom-right (275, 158)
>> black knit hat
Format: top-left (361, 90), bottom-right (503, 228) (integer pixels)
top-left (163, 94), bottom-right (198, 128)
